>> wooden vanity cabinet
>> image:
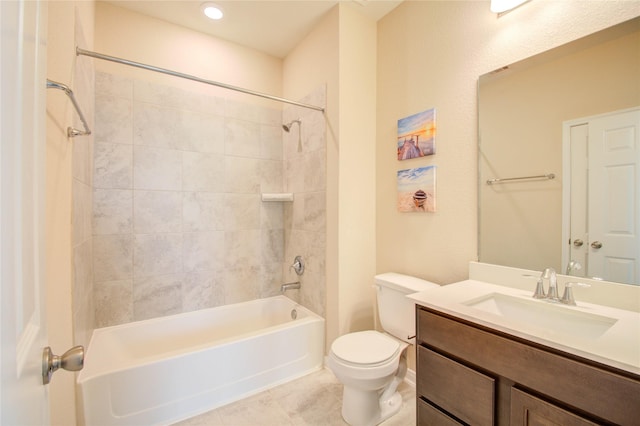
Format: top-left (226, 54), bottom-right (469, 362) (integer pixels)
top-left (415, 305), bottom-right (640, 426)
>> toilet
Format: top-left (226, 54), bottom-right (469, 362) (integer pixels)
top-left (327, 273), bottom-right (439, 426)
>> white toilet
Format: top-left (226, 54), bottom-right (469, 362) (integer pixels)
top-left (327, 273), bottom-right (439, 426)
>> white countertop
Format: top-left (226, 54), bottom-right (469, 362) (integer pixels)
top-left (409, 279), bottom-right (640, 376)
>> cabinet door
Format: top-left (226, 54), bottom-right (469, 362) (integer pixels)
top-left (510, 388), bottom-right (600, 426)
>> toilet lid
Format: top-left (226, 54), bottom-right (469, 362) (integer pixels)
top-left (332, 331), bottom-right (400, 365)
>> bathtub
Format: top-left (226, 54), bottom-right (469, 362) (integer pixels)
top-left (77, 296), bottom-right (325, 425)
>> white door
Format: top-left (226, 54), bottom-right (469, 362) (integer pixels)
top-left (568, 123), bottom-right (588, 277)
top-left (1, 0), bottom-right (50, 423)
top-left (588, 109), bottom-right (640, 284)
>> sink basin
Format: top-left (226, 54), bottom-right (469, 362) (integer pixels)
top-left (463, 293), bottom-right (618, 339)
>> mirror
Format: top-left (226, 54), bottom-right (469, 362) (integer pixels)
top-left (478, 17), bottom-right (640, 285)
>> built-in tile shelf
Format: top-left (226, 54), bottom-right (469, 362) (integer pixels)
top-left (261, 193), bottom-right (294, 202)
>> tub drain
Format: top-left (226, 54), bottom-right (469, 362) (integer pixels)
top-left (291, 309), bottom-right (298, 320)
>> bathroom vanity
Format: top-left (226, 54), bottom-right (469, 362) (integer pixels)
top-left (415, 305), bottom-right (639, 425)
top-left (409, 265), bottom-right (640, 425)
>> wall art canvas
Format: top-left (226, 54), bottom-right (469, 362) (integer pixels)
top-left (397, 108), bottom-right (436, 160)
top-left (397, 166), bottom-right (436, 213)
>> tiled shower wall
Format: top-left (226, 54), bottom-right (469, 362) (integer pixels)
top-left (92, 72), bottom-right (326, 326)
top-left (282, 88), bottom-right (327, 318)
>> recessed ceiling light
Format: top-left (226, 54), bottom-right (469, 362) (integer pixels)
top-left (201, 2), bottom-right (223, 20)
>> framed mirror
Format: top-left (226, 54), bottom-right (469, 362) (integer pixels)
top-left (478, 17), bottom-right (640, 285)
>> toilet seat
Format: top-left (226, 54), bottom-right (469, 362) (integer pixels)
top-left (331, 331), bottom-right (401, 366)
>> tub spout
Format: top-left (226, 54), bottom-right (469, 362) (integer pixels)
top-left (280, 281), bottom-right (301, 293)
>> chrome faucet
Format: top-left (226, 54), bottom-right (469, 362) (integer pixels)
top-left (544, 267), bottom-right (559, 301)
top-left (533, 267), bottom-right (590, 305)
top-left (533, 267), bottom-right (558, 301)
top-left (280, 281), bottom-right (301, 294)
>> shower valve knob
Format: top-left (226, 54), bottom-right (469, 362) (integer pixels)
top-left (290, 256), bottom-right (305, 276)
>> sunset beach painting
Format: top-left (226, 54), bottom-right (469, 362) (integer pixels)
top-left (397, 166), bottom-right (436, 212)
top-left (397, 108), bottom-right (436, 160)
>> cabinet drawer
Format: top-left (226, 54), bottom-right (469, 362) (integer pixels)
top-left (417, 398), bottom-right (463, 426)
top-left (510, 387), bottom-right (600, 426)
top-left (417, 346), bottom-right (495, 426)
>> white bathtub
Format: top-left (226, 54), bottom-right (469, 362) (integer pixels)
top-left (77, 296), bottom-right (325, 425)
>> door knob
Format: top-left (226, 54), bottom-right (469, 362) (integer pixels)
top-left (42, 345), bottom-right (84, 385)
top-left (591, 241), bottom-right (603, 249)
top-left (573, 239), bottom-right (584, 247)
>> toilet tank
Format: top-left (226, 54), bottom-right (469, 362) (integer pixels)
top-left (375, 273), bottom-right (439, 343)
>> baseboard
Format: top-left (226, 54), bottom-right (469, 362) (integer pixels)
top-left (404, 368), bottom-right (416, 387)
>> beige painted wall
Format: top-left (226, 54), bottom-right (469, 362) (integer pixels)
top-left (337, 6), bottom-right (377, 337)
top-left (479, 26), bottom-right (640, 272)
top-left (284, 4), bottom-right (377, 349)
top-left (95, 2), bottom-right (282, 106)
top-left (376, 1), bottom-right (640, 286)
top-left (46, 2), bottom-right (95, 425)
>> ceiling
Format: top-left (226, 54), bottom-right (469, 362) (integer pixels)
top-left (105, 1), bottom-right (403, 58)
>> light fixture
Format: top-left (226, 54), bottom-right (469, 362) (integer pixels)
top-left (201, 2), bottom-right (223, 20)
top-left (490, 0), bottom-right (530, 14)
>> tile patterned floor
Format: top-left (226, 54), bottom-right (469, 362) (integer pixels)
top-left (173, 368), bottom-right (416, 426)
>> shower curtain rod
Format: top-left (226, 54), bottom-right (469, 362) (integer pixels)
top-left (76, 47), bottom-right (325, 112)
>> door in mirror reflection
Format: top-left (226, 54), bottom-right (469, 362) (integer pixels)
top-left (477, 17), bottom-right (640, 285)
top-left (565, 108), bottom-right (640, 284)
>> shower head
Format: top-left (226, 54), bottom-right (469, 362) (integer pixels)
top-left (282, 119), bottom-right (301, 132)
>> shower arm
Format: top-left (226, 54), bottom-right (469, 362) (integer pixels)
top-left (76, 47), bottom-right (325, 113)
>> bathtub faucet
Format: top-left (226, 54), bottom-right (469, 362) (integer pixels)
top-left (281, 281), bottom-right (301, 294)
